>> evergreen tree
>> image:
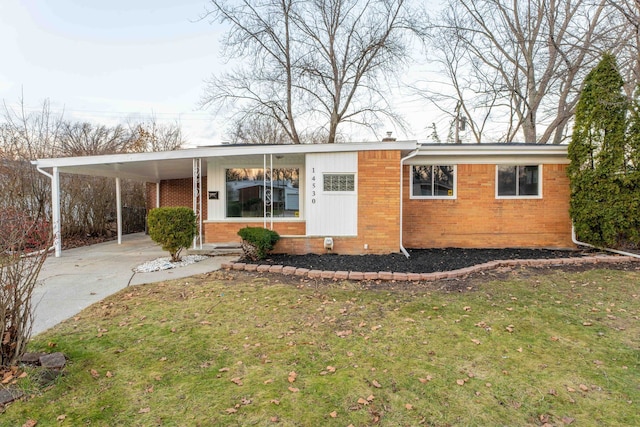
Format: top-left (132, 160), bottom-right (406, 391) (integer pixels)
top-left (628, 86), bottom-right (640, 172)
top-left (568, 54), bottom-right (631, 247)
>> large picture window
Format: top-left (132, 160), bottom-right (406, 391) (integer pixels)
top-left (411, 165), bottom-right (456, 198)
top-left (226, 168), bottom-right (299, 217)
top-left (496, 165), bottom-right (540, 197)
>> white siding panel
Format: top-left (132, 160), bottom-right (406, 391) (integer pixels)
top-left (306, 153), bottom-right (358, 236)
top-left (206, 158), bottom-right (226, 219)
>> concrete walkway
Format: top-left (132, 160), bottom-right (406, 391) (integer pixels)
top-left (32, 233), bottom-right (239, 336)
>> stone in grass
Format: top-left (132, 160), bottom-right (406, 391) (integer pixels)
top-left (21, 352), bottom-right (47, 365)
top-left (39, 352), bottom-right (67, 370)
top-left (0, 388), bottom-right (24, 406)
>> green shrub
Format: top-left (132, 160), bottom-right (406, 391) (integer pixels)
top-left (237, 226), bottom-right (280, 260)
top-left (147, 207), bottom-right (196, 262)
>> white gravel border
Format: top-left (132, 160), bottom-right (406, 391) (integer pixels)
top-left (133, 255), bottom-right (209, 273)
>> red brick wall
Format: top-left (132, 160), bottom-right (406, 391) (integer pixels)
top-left (402, 163), bottom-right (573, 248)
top-left (146, 178), bottom-right (208, 238)
top-left (270, 150), bottom-right (403, 255)
top-left (150, 157), bottom-right (573, 254)
top-left (203, 221), bottom-right (305, 245)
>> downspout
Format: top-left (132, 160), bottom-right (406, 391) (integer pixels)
top-left (572, 224), bottom-right (640, 259)
top-left (36, 166), bottom-right (61, 257)
top-left (399, 145), bottom-right (421, 258)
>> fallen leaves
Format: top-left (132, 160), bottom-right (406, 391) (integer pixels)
top-left (287, 371), bottom-right (297, 383)
top-left (21, 420), bottom-right (37, 427)
top-left (230, 377), bottom-right (243, 386)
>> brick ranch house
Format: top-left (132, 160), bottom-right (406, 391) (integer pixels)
top-left (32, 141), bottom-right (573, 257)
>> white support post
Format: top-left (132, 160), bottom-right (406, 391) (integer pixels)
top-left (192, 158), bottom-right (202, 249)
top-left (52, 167), bottom-right (62, 257)
top-left (263, 154), bottom-right (274, 230)
top-left (115, 177), bottom-right (122, 245)
top-left (270, 154), bottom-right (273, 230)
top-left (156, 182), bottom-right (160, 208)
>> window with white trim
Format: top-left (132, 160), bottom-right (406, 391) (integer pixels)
top-left (411, 165), bottom-right (456, 198)
top-left (496, 165), bottom-right (541, 197)
top-left (323, 173), bottom-right (355, 192)
top-left (225, 168), bottom-right (300, 217)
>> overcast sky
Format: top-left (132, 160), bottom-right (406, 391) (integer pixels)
top-left (0, 0), bottom-right (230, 146)
top-left (0, 0), bottom-right (441, 147)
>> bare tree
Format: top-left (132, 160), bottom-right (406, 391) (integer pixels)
top-left (60, 122), bottom-right (133, 156)
top-left (420, 0), bottom-right (631, 144)
top-left (606, 0), bottom-right (640, 97)
top-left (201, 0), bottom-right (421, 143)
top-left (1, 101), bottom-right (184, 240)
top-left (127, 118), bottom-right (184, 152)
top-left (0, 100), bottom-right (63, 220)
top-left (225, 115), bottom-right (290, 145)
top-left (0, 208), bottom-right (50, 366)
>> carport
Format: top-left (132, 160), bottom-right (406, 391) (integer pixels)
top-left (32, 148), bottom-right (208, 257)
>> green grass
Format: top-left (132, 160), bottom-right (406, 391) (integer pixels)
top-left (4, 267), bottom-right (640, 426)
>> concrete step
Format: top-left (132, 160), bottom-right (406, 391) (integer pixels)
top-left (187, 243), bottom-right (243, 256)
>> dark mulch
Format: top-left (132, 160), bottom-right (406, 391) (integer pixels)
top-left (251, 248), bottom-right (603, 274)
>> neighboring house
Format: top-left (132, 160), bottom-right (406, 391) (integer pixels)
top-left (32, 141), bottom-right (573, 257)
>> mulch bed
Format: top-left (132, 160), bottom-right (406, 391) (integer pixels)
top-left (252, 248), bottom-right (604, 274)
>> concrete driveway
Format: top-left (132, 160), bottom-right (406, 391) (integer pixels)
top-left (32, 233), bottom-right (239, 336)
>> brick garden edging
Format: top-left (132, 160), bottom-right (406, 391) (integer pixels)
top-left (221, 255), bottom-right (638, 282)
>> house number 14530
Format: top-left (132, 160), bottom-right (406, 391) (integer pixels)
top-left (311, 167), bottom-right (316, 204)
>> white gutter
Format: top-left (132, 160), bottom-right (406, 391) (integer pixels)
top-left (399, 146), bottom-right (422, 258)
top-left (571, 224), bottom-right (640, 259)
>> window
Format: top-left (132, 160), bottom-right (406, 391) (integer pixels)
top-left (226, 168), bottom-right (299, 217)
top-left (323, 174), bottom-right (355, 192)
top-left (411, 165), bottom-right (456, 198)
top-left (496, 165), bottom-right (541, 197)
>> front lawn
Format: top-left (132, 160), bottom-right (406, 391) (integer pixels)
top-left (5, 266), bottom-right (639, 426)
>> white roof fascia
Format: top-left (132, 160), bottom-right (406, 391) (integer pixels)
top-left (31, 141), bottom-right (420, 169)
top-left (408, 144), bottom-right (569, 164)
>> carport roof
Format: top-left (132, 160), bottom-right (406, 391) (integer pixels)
top-left (31, 141), bottom-right (568, 182)
top-left (31, 141), bottom-right (419, 181)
